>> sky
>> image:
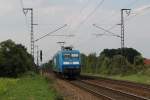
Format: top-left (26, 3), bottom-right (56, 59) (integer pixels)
top-left (0, 0), bottom-right (150, 63)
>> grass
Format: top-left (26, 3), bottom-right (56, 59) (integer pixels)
top-left (82, 73), bottom-right (150, 85)
top-left (0, 73), bottom-right (61, 100)
top-left (109, 74), bottom-right (150, 85)
top-left (0, 78), bottom-right (18, 95)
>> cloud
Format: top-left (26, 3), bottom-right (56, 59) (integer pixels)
top-left (39, 6), bottom-right (65, 16)
top-left (132, 5), bottom-right (150, 15)
top-left (0, 0), bottom-right (150, 62)
top-left (0, 0), bottom-right (17, 16)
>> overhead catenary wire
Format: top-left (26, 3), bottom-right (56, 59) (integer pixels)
top-left (72, 0), bottom-right (105, 34)
top-left (96, 0), bottom-right (140, 31)
top-left (73, 0), bottom-right (139, 48)
top-left (79, 0), bottom-right (91, 14)
top-left (75, 23), bottom-right (121, 48)
top-left (96, 6), bottom-right (149, 39)
top-left (93, 24), bottom-right (121, 38)
top-left (64, 0), bottom-right (92, 44)
top-left (66, 0), bottom-right (91, 33)
top-left (125, 4), bottom-right (150, 22)
top-left (74, 0), bottom-right (149, 49)
top-left (79, 0), bottom-right (105, 25)
top-left (54, 1), bottom-right (91, 44)
top-left (35, 24), bottom-right (67, 42)
top-left (70, 0), bottom-right (105, 46)
top-left (109, 4), bottom-right (150, 32)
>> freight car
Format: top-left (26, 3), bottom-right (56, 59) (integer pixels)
top-left (52, 46), bottom-right (81, 78)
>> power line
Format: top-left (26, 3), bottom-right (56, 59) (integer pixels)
top-left (109, 4), bottom-right (150, 31)
top-left (79, 0), bottom-right (91, 14)
top-left (74, 1), bottom-right (148, 50)
top-left (79, 0), bottom-right (105, 25)
top-left (72, 0), bottom-right (143, 50)
top-left (70, 0), bottom-right (105, 46)
top-left (72, 0), bottom-right (105, 33)
top-left (35, 24), bottom-right (67, 42)
top-left (93, 24), bottom-right (121, 38)
top-left (66, 0), bottom-right (91, 33)
top-left (95, 0), bottom-right (140, 31)
top-left (93, 9), bottom-right (131, 51)
top-left (72, 0), bottom-right (137, 48)
top-left (126, 5), bottom-right (150, 22)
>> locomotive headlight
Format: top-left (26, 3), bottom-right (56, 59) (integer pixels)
top-left (63, 61), bottom-right (79, 65)
top-left (63, 62), bottom-right (70, 65)
top-left (73, 62), bottom-right (79, 64)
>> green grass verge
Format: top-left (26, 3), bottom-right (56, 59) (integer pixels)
top-left (0, 73), bottom-right (62, 100)
top-left (109, 74), bottom-right (150, 85)
top-left (82, 73), bottom-right (150, 85)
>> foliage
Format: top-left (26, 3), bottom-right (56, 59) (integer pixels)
top-left (81, 48), bottom-right (146, 75)
top-left (142, 65), bottom-right (150, 76)
top-left (101, 48), bottom-right (141, 64)
top-left (40, 60), bottom-right (53, 73)
top-left (81, 53), bottom-right (97, 73)
top-left (0, 73), bottom-right (61, 100)
top-left (0, 78), bottom-right (18, 95)
top-left (110, 74), bottom-right (150, 85)
top-left (0, 40), bottom-right (34, 77)
top-left (80, 53), bottom-right (87, 70)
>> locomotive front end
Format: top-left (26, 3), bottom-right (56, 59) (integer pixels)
top-left (62, 51), bottom-right (81, 77)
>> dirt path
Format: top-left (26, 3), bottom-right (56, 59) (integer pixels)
top-left (55, 79), bottom-right (101, 100)
top-left (43, 72), bottom-right (102, 100)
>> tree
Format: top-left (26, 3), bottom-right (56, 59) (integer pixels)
top-left (80, 48), bottom-right (145, 75)
top-left (41, 60), bottom-right (53, 69)
top-left (100, 48), bottom-right (141, 64)
top-left (0, 40), bottom-right (34, 77)
top-left (80, 54), bottom-right (87, 72)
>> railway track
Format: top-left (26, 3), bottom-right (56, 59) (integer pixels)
top-left (81, 75), bottom-right (150, 99)
top-left (70, 80), bottom-right (114, 100)
top-left (70, 79), bottom-right (150, 100)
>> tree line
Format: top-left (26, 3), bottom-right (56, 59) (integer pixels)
top-left (0, 40), bottom-right (34, 77)
top-left (81, 48), bottom-right (147, 75)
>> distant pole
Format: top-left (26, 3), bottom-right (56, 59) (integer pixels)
top-left (120, 9), bottom-right (131, 55)
top-left (57, 42), bottom-right (66, 50)
top-left (36, 45), bottom-right (39, 67)
top-left (23, 8), bottom-right (38, 61)
top-left (40, 50), bottom-right (43, 62)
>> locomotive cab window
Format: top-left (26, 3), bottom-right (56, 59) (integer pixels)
top-left (63, 54), bottom-right (71, 59)
top-left (71, 54), bottom-right (79, 58)
top-left (63, 53), bottom-right (79, 59)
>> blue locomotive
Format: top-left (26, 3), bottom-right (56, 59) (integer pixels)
top-left (52, 46), bottom-right (81, 78)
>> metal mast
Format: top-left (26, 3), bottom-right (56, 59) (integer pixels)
top-left (121, 9), bottom-right (131, 50)
top-left (23, 8), bottom-right (37, 60)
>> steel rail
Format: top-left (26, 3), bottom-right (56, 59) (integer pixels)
top-left (70, 81), bottom-right (114, 100)
top-left (83, 80), bottom-right (149, 100)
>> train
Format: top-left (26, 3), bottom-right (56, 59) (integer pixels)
top-left (52, 46), bottom-right (81, 78)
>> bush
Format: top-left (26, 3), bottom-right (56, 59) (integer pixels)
top-left (143, 66), bottom-right (150, 76)
top-left (0, 40), bottom-right (34, 77)
top-left (101, 48), bottom-right (141, 64)
top-left (81, 48), bottom-right (146, 76)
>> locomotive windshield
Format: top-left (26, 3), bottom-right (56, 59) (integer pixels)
top-left (63, 53), bottom-right (79, 59)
